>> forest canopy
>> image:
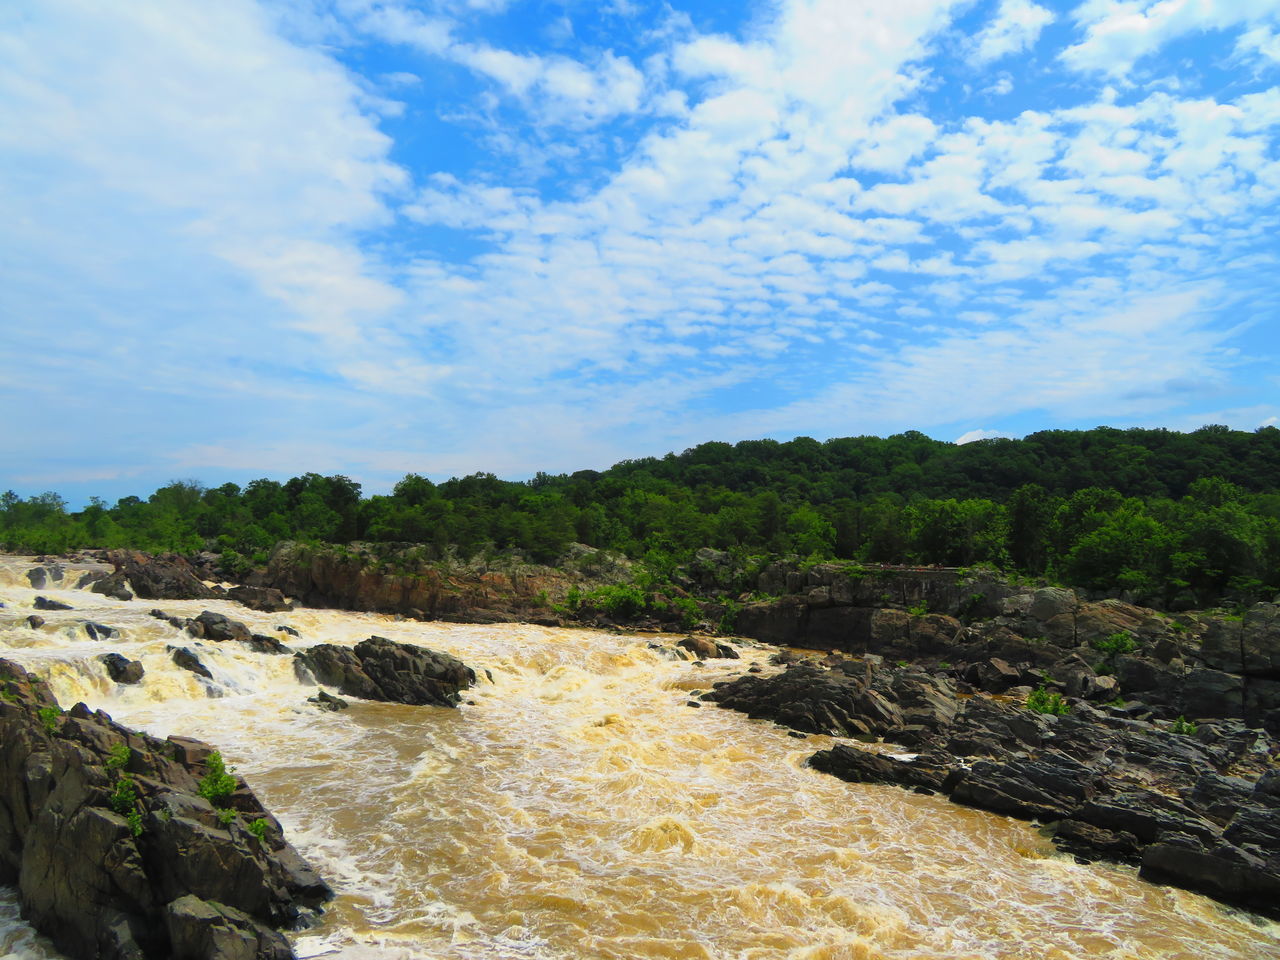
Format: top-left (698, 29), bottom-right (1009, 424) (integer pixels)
top-left (3, 425), bottom-right (1278, 608)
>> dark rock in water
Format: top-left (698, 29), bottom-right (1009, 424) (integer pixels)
top-left (1140, 833), bottom-right (1280, 916)
top-left (276, 625), bottom-right (300, 638)
top-left (26, 615), bottom-right (45, 629)
top-left (33, 596), bottom-right (73, 611)
top-left (676, 636), bottom-right (739, 659)
top-left (307, 691), bottom-right (348, 712)
top-left (1052, 819), bottom-right (1141, 863)
top-left (26, 566), bottom-right (48, 589)
top-left (84, 621), bottom-right (119, 641)
top-left (169, 646), bottom-right (213, 680)
top-left (247, 634), bottom-right (291, 656)
top-left (228, 586), bottom-right (294, 613)
top-left (90, 573), bottom-right (134, 602)
top-left (0, 657), bottom-right (330, 960)
top-left (808, 743), bottom-right (953, 793)
top-left (100, 653), bottom-right (145, 685)
top-left (194, 611), bottom-right (252, 643)
top-left (295, 636), bottom-right (475, 707)
top-left (104, 550), bottom-right (215, 601)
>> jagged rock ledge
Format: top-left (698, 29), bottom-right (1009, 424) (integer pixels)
top-left (0, 658), bottom-right (332, 960)
top-left (294, 636), bottom-right (476, 707)
top-left (705, 658), bottom-right (1280, 918)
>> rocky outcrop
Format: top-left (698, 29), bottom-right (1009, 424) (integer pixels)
top-left (675, 636), bottom-right (739, 660)
top-left (103, 550), bottom-right (217, 601)
top-left (194, 611), bottom-right (252, 643)
top-left (294, 637), bottom-right (476, 707)
top-left (706, 656), bottom-right (1280, 918)
top-left (0, 658), bottom-right (330, 960)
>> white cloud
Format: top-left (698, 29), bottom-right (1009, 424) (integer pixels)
top-left (956, 428), bottom-right (1013, 443)
top-left (1063, 0), bottom-right (1280, 76)
top-left (969, 0), bottom-right (1054, 65)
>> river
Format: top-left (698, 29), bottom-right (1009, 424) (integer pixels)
top-left (1, 557), bottom-right (1278, 960)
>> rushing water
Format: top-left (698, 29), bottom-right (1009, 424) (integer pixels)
top-left (1, 557), bottom-right (1278, 960)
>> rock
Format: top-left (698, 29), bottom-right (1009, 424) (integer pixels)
top-left (963, 657), bottom-right (1021, 693)
top-left (276, 625), bottom-right (300, 638)
top-left (164, 895), bottom-right (293, 960)
top-left (1052, 819), bottom-right (1141, 863)
top-left (170, 647), bottom-right (213, 680)
top-left (1028, 587), bottom-right (1077, 622)
top-left (949, 753), bottom-right (1096, 821)
top-left (808, 743), bottom-right (953, 793)
top-left (1140, 835), bottom-right (1280, 918)
top-left (306, 691), bottom-right (348, 712)
top-left (105, 551), bottom-right (216, 601)
top-left (84, 621), bottom-right (120, 641)
top-left (90, 574), bottom-right (134, 602)
top-left (246, 635), bottom-right (291, 656)
top-left (33, 596), bottom-right (73, 611)
top-left (676, 636), bottom-right (739, 659)
top-left (26, 566), bottom-right (49, 589)
top-left (100, 654), bottom-right (145, 685)
top-left (194, 612), bottom-right (252, 643)
top-left (227, 587), bottom-right (294, 614)
top-left (294, 637), bottom-right (476, 707)
top-left (0, 657), bottom-right (330, 959)
top-left (26, 615), bottom-right (45, 629)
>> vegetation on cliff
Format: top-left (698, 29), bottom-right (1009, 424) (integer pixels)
top-left (3, 425), bottom-right (1279, 608)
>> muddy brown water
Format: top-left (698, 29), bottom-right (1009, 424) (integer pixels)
top-left (1, 557), bottom-right (1278, 959)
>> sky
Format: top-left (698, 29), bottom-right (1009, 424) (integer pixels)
top-left (2, 0), bottom-right (1279, 505)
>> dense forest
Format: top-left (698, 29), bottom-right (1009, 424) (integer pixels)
top-left (3, 425), bottom-right (1279, 608)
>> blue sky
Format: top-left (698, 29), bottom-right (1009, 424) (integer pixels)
top-left (2, 0), bottom-right (1278, 505)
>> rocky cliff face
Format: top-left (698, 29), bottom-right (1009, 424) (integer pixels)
top-left (0, 659), bottom-right (330, 960)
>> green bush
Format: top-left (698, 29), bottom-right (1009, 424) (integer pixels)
top-left (1091, 631), bottom-right (1138, 657)
top-left (197, 752), bottom-right (238, 807)
top-left (582, 584), bottom-right (648, 619)
top-left (105, 742), bottom-right (131, 772)
top-left (217, 808), bottom-right (236, 826)
top-left (37, 705), bottom-right (62, 734)
top-left (1171, 715), bottom-right (1198, 735)
top-left (247, 818), bottom-right (270, 842)
top-left (1027, 684), bottom-right (1070, 716)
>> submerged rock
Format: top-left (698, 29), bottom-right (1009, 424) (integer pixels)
top-left (0, 657), bottom-right (330, 960)
top-left (295, 636), bottom-right (476, 707)
top-left (33, 596), bottom-right (73, 611)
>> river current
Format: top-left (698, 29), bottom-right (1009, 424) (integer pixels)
top-left (1, 557), bottom-right (1277, 960)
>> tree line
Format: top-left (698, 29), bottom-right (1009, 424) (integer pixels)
top-left (3, 425), bottom-right (1278, 608)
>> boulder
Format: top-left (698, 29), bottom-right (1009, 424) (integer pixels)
top-left (90, 574), bottom-right (135, 602)
top-left (808, 744), bottom-right (953, 793)
top-left (676, 636), bottom-right (739, 660)
top-left (194, 612), bottom-right (252, 643)
top-left (227, 587), bottom-right (294, 614)
top-left (294, 637), bottom-right (475, 707)
top-left (100, 654), bottom-right (145, 685)
top-left (33, 596), bottom-right (73, 611)
top-left (164, 896), bottom-right (293, 960)
top-left (169, 647), bottom-right (213, 680)
top-left (84, 622), bottom-right (120, 641)
top-left (26, 615), bottom-right (45, 629)
top-left (1028, 587), bottom-right (1077, 622)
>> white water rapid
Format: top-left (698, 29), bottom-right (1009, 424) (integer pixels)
top-left (1, 556), bottom-right (1278, 960)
